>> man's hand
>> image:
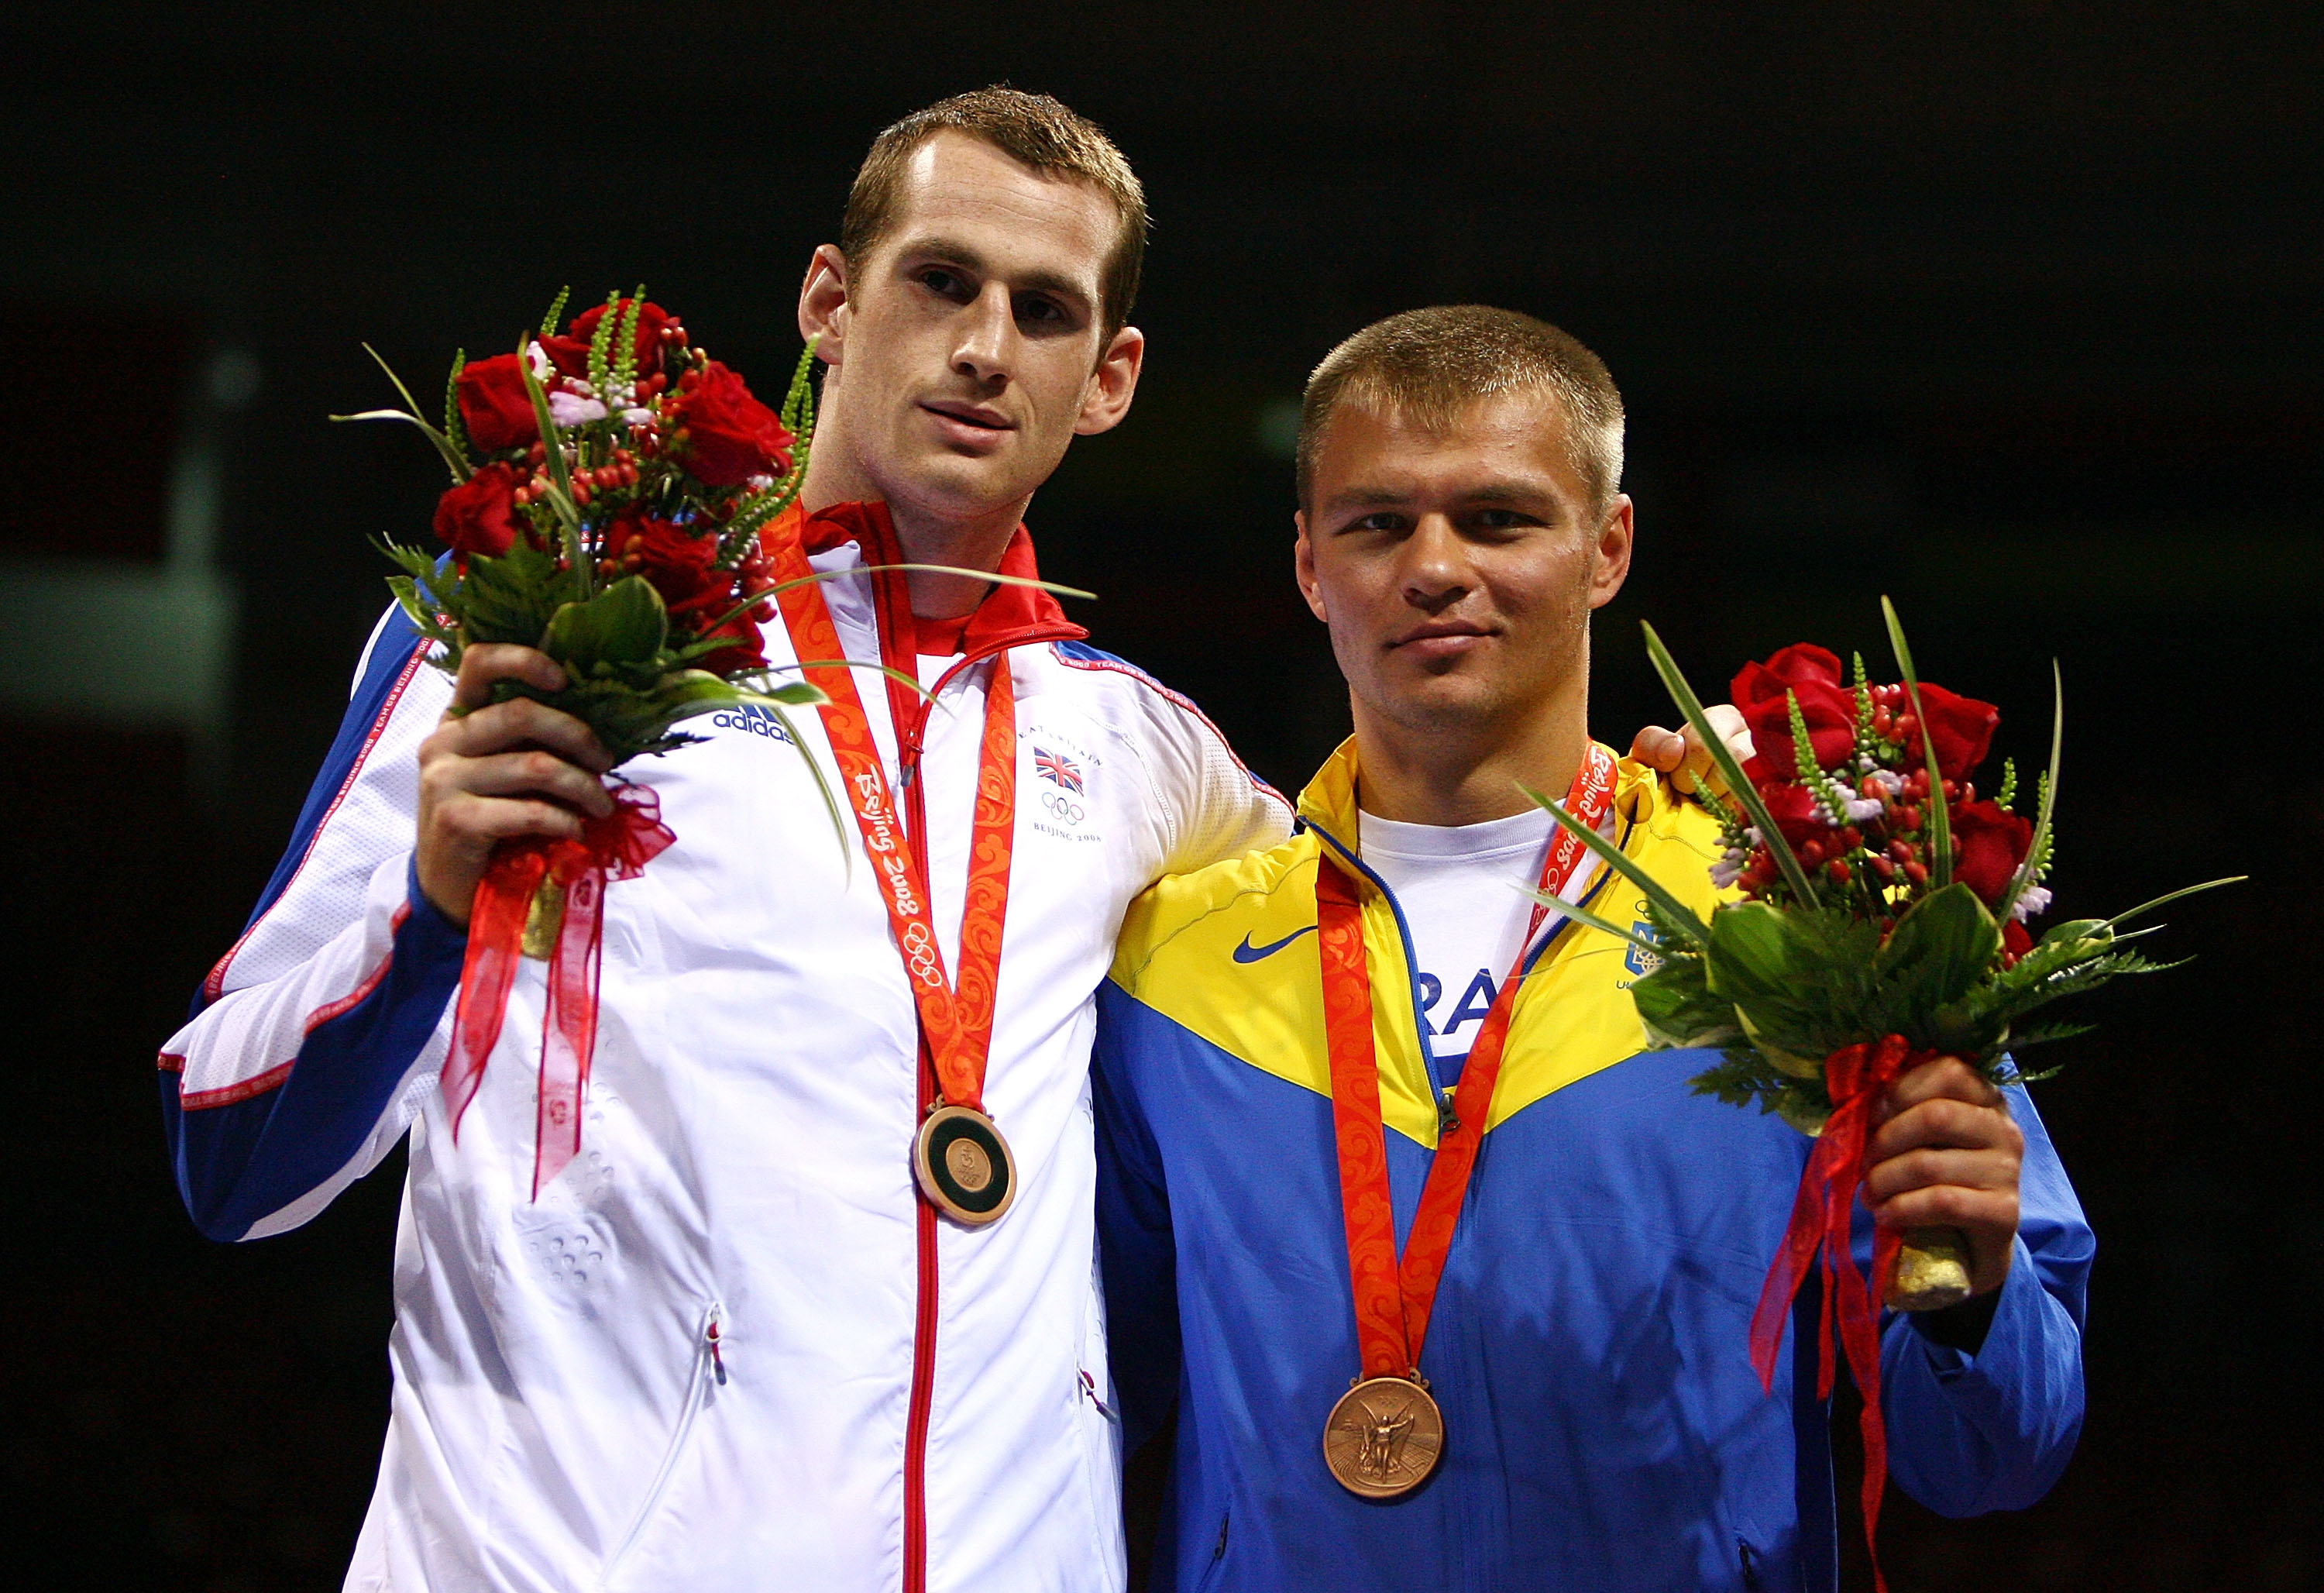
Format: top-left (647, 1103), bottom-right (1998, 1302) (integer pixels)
top-left (1862, 1056), bottom-right (2025, 1297)
top-left (416, 645), bottom-right (617, 927)
top-left (1628, 704), bottom-right (1752, 795)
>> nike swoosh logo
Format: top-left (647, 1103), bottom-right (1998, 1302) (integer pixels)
top-left (1232, 925), bottom-right (1318, 963)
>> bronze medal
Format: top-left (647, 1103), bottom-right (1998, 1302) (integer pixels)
top-left (1312, 745), bottom-right (1621, 1504)
top-left (1323, 1375), bottom-right (1446, 1499)
top-left (913, 1104), bottom-right (1016, 1226)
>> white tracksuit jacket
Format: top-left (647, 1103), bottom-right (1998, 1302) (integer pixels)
top-left (159, 507), bottom-right (1291, 1593)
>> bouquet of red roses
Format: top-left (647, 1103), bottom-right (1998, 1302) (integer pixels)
top-left (341, 287), bottom-right (828, 765)
top-left (1533, 600), bottom-right (2233, 1588)
top-left (337, 288), bottom-right (838, 1195)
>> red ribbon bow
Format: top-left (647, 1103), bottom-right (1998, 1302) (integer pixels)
top-left (439, 784), bottom-right (676, 1197)
top-left (1748, 1032), bottom-right (1933, 1593)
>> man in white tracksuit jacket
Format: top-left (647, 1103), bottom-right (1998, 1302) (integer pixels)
top-left (160, 90), bottom-right (1294, 1592)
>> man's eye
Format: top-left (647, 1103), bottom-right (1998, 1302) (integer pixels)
top-left (1472, 510), bottom-right (1539, 532)
top-left (917, 267), bottom-right (970, 301)
top-left (1014, 294), bottom-right (1071, 330)
top-left (1347, 513), bottom-right (1406, 533)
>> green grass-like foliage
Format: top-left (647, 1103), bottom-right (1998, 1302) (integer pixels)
top-left (1532, 600), bottom-right (2237, 1132)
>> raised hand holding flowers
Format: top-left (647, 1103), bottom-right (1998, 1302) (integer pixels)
top-left (1527, 600), bottom-right (2236, 1590)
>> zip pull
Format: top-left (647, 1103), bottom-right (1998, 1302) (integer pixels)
top-left (705, 1306), bottom-right (728, 1386)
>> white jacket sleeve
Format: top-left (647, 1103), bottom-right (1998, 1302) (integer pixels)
top-left (159, 609), bottom-right (463, 1240)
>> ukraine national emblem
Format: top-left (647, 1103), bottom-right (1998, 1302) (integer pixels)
top-left (1033, 748), bottom-right (1083, 793)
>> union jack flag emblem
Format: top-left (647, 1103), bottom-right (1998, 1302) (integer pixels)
top-left (1033, 748), bottom-right (1084, 793)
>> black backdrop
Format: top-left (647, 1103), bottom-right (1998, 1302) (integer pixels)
top-left (4, 5), bottom-right (2317, 1589)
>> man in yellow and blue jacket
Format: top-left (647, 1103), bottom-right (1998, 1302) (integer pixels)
top-left (1094, 307), bottom-right (2090, 1591)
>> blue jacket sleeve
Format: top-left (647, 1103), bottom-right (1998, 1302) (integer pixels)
top-left (1093, 979), bottom-right (1184, 1457)
top-left (1875, 1082), bottom-right (2092, 1515)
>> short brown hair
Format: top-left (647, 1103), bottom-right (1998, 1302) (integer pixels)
top-left (841, 87), bottom-right (1147, 338)
top-left (1297, 305), bottom-right (1626, 513)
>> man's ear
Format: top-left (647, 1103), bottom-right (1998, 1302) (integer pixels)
top-left (1074, 325), bottom-right (1145, 436)
top-left (1586, 494), bottom-right (1635, 611)
top-left (799, 244), bottom-right (851, 367)
top-left (1294, 510), bottom-right (1329, 623)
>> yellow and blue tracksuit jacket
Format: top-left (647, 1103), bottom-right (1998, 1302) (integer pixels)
top-left (1095, 739), bottom-right (2091, 1592)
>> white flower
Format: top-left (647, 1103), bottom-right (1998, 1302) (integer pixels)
top-left (526, 343), bottom-right (553, 380)
top-left (1869, 769), bottom-right (1905, 795)
top-left (1845, 796), bottom-right (1886, 823)
top-left (744, 473), bottom-right (775, 492)
top-left (621, 408), bottom-right (656, 426)
top-left (1710, 857), bottom-right (1745, 889)
top-left (549, 391), bottom-right (608, 426)
top-left (2010, 884), bottom-right (2053, 922)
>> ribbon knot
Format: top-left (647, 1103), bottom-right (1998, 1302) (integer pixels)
top-left (1747, 1032), bottom-right (1930, 1593)
top-left (439, 783), bottom-right (676, 1198)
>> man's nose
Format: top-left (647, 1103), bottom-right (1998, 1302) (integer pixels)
top-left (951, 282), bottom-right (1016, 385)
top-left (1400, 514), bottom-right (1470, 611)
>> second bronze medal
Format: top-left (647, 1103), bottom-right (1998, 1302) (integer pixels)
top-left (1322, 1375), bottom-right (1445, 1499)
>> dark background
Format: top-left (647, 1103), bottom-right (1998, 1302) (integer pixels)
top-left (4, 4), bottom-right (2316, 1588)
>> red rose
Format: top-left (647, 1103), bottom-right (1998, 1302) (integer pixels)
top-left (567, 298), bottom-right (675, 378)
top-left (692, 613), bottom-right (768, 676)
top-left (1949, 798), bottom-right (2032, 907)
top-left (2003, 919), bottom-right (2034, 961)
top-left (1757, 781), bottom-right (1827, 852)
top-left (454, 353), bottom-right (540, 453)
top-left (1906, 682), bottom-right (2000, 783)
top-left (538, 335), bottom-right (594, 380)
top-left (672, 362), bottom-right (794, 487)
top-left (432, 463), bottom-right (524, 557)
top-left (603, 511), bottom-right (726, 611)
top-left (1758, 644), bottom-right (1846, 692)
top-left (1732, 645), bottom-right (1855, 779)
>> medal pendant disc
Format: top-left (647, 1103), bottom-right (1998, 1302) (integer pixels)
top-left (913, 1105), bottom-right (1016, 1226)
top-left (1323, 1376), bottom-right (1445, 1499)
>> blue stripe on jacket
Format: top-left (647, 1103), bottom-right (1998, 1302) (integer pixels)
top-left (165, 607), bottom-right (468, 1239)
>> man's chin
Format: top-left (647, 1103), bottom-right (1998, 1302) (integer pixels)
top-left (880, 447), bottom-right (1037, 525)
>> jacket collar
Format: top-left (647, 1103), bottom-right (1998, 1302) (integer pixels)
top-left (798, 499), bottom-right (1088, 655)
top-left (1295, 732), bottom-right (1671, 859)
top-left (1294, 736), bottom-right (1366, 846)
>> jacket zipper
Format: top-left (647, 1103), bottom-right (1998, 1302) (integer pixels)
top-left (600, 1302), bottom-right (723, 1588)
top-left (896, 631), bottom-right (1077, 1593)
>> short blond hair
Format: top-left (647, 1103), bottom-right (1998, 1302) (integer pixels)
top-left (1298, 305), bottom-right (1625, 512)
top-left (841, 87), bottom-right (1147, 338)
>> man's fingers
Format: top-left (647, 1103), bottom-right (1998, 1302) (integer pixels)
top-left (1868, 1182), bottom-right (2019, 1237)
top-left (1862, 1144), bottom-right (2019, 1205)
top-left (1872, 1094), bottom-right (2023, 1164)
top-left (452, 750), bottom-right (618, 817)
top-left (1629, 725), bottom-right (1686, 773)
top-left (452, 644), bottom-right (570, 712)
top-left (435, 694), bottom-right (615, 772)
top-left (1885, 1056), bottom-right (2007, 1116)
top-left (435, 793), bottom-right (590, 846)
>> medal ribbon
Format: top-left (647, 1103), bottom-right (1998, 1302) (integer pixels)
top-left (1316, 744), bottom-right (1619, 1380)
top-left (765, 512), bottom-right (1018, 1115)
top-left (1748, 1031), bottom-right (1928, 1593)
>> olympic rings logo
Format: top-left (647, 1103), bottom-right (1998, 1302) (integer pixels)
top-left (1040, 791), bottom-right (1085, 824)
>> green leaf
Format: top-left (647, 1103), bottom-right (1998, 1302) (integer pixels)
top-left (540, 577), bottom-right (669, 676)
top-left (1630, 958), bottom-right (1741, 1049)
top-left (2105, 876), bottom-right (2246, 929)
top-left (1522, 781), bottom-right (1714, 948)
top-left (513, 333), bottom-right (586, 585)
top-left (1875, 883), bottom-right (2003, 1009)
top-left (1518, 886), bottom-right (1671, 958)
top-left (1882, 596), bottom-right (1953, 887)
top-left (1640, 621), bottom-right (1821, 907)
